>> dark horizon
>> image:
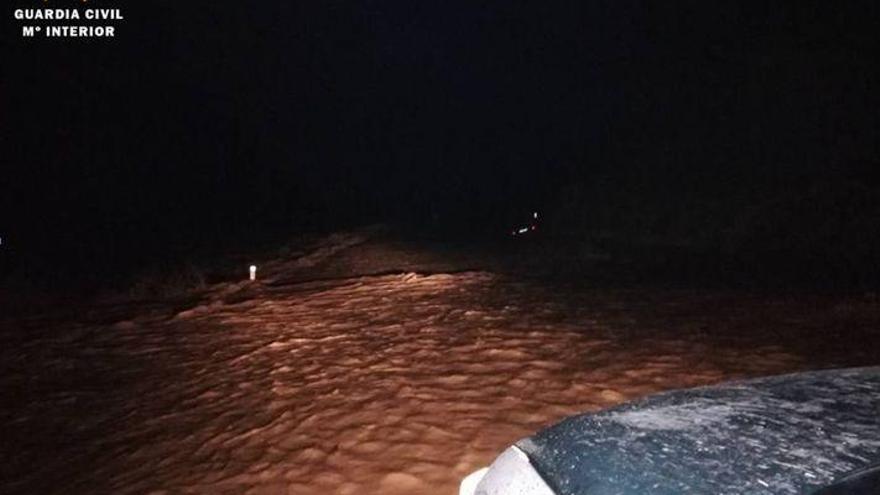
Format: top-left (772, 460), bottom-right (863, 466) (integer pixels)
top-left (3, 1), bottom-right (879, 288)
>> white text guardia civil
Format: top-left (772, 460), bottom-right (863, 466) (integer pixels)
top-left (14, 9), bottom-right (124, 20)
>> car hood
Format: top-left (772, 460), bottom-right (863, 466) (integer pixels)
top-left (516, 367), bottom-right (880, 495)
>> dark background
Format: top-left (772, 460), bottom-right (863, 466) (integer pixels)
top-left (2, 1), bottom-right (879, 291)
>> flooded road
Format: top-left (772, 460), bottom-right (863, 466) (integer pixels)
top-left (2, 239), bottom-right (878, 494)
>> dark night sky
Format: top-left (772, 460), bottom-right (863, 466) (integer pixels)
top-left (2, 1), bottom-right (879, 282)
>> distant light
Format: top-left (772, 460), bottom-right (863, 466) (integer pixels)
top-left (249, 265), bottom-right (257, 281)
top-left (533, 211), bottom-right (538, 219)
top-left (517, 227), bottom-right (529, 234)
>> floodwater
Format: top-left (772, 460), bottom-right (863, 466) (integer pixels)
top-left (1, 237), bottom-right (878, 494)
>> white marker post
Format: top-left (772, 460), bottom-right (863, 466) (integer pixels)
top-left (249, 265), bottom-right (257, 281)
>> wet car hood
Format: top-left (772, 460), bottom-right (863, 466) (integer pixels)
top-left (516, 367), bottom-right (880, 495)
